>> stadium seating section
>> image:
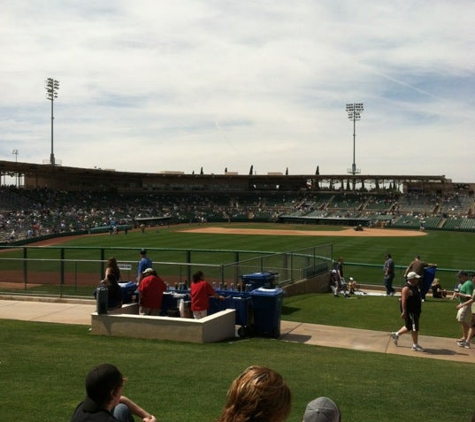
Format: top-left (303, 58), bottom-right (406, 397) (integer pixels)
top-left (0, 187), bottom-right (474, 243)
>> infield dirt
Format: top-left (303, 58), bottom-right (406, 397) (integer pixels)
top-left (180, 227), bottom-right (427, 237)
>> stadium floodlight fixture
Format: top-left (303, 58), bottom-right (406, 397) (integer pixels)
top-left (45, 78), bottom-right (60, 166)
top-left (346, 103), bottom-right (363, 176)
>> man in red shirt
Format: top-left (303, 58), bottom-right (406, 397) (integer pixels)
top-left (190, 271), bottom-right (221, 319)
top-left (137, 268), bottom-right (166, 316)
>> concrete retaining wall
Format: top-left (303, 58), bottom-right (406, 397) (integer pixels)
top-left (91, 303), bottom-right (236, 343)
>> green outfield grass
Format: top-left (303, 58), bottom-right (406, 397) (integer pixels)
top-left (2, 223), bottom-right (474, 421)
top-left (22, 223), bottom-right (475, 271)
top-left (2, 223), bottom-right (473, 296)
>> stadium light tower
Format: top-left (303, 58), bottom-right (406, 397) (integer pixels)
top-left (45, 78), bottom-right (60, 166)
top-left (346, 103), bottom-right (363, 176)
top-left (12, 149), bottom-right (19, 187)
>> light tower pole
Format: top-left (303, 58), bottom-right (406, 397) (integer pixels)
top-left (12, 149), bottom-right (19, 187)
top-left (45, 78), bottom-right (60, 166)
top-left (346, 103), bottom-right (364, 176)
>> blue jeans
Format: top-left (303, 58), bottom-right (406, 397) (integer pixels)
top-left (113, 404), bottom-right (134, 422)
top-left (384, 274), bottom-right (395, 295)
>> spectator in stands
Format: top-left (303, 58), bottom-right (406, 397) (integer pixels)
top-left (137, 268), bottom-right (166, 316)
top-left (431, 278), bottom-right (447, 298)
top-left (303, 396), bottom-right (341, 422)
top-left (136, 249), bottom-right (152, 284)
top-left (190, 270), bottom-right (223, 319)
top-left (383, 253), bottom-right (396, 296)
top-left (215, 365), bottom-right (291, 422)
top-left (70, 363), bottom-right (156, 422)
top-left (8, 229), bottom-right (15, 242)
top-left (105, 257), bottom-right (121, 282)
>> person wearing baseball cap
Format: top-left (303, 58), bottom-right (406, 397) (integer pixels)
top-left (136, 249), bottom-right (152, 284)
top-left (302, 396), bottom-right (341, 422)
top-left (137, 268), bottom-right (167, 316)
top-left (403, 255), bottom-right (437, 301)
top-left (390, 271), bottom-right (424, 352)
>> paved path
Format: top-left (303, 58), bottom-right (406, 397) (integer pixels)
top-left (0, 297), bottom-right (473, 363)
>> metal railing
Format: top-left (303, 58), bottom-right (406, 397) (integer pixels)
top-left (0, 244), bottom-right (333, 298)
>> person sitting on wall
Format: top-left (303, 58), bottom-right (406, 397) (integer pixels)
top-left (431, 278), bottom-right (447, 298)
top-left (347, 277), bottom-right (359, 295)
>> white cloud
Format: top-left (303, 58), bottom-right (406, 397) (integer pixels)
top-left (1, 0), bottom-right (474, 181)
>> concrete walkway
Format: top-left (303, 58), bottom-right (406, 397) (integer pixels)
top-left (0, 297), bottom-right (473, 363)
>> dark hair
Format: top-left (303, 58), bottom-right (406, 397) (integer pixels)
top-left (192, 271), bottom-right (204, 283)
top-left (85, 363), bottom-right (124, 406)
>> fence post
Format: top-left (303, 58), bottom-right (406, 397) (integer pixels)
top-left (220, 264), bottom-right (225, 287)
top-left (60, 248), bottom-right (65, 286)
top-left (234, 252), bottom-right (240, 285)
top-left (100, 248), bottom-right (106, 279)
top-left (186, 250), bottom-right (191, 285)
top-left (290, 252), bottom-right (294, 282)
top-left (22, 247), bottom-right (27, 290)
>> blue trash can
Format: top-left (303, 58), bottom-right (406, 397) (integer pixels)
top-left (96, 286), bottom-right (108, 314)
top-left (250, 287), bottom-right (284, 338)
top-left (421, 266), bottom-right (437, 299)
top-left (209, 291), bottom-right (254, 337)
top-left (241, 272), bottom-right (277, 291)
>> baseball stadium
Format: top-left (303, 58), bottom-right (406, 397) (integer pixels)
top-left (1, 160), bottom-right (475, 421)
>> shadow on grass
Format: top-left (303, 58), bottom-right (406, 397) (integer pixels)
top-left (280, 333), bottom-right (313, 343)
top-left (281, 305), bottom-right (300, 315)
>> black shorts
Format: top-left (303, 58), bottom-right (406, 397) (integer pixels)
top-left (404, 312), bottom-right (420, 332)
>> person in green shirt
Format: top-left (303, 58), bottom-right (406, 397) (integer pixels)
top-left (454, 271), bottom-right (474, 348)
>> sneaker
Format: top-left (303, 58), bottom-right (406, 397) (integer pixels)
top-left (463, 341), bottom-right (471, 349)
top-left (457, 339), bottom-right (467, 347)
top-left (390, 332), bottom-right (399, 346)
top-left (412, 344), bottom-right (424, 352)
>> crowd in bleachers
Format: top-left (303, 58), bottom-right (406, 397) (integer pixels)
top-left (0, 186), bottom-right (474, 242)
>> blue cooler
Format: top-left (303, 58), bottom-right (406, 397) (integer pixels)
top-left (250, 287), bottom-right (284, 338)
top-left (119, 282), bottom-right (138, 304)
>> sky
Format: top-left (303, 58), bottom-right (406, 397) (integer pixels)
top-left (1, 1), bottom-right (475, 182)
